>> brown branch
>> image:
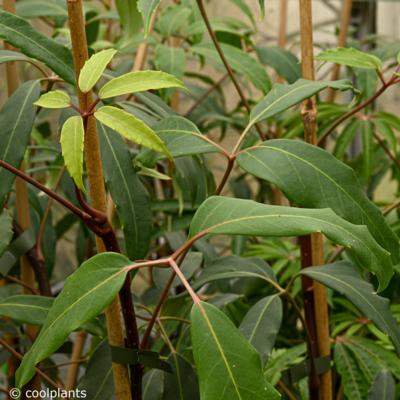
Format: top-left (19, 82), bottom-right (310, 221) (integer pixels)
top-left (4, 274), bottom-right (39, 295)
top-left (0, 338), bottom-right (63, 389)
top-left (373, 132), bottom-right (400, 171)
top-left (195, 0), bottom-right (267, 140)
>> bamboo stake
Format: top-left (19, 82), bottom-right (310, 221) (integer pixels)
top-left (298, 1), bottom-right (332, 399)
top-left (66, 2), bottom-right (131, 399)
top-left (327, 0), bottom-right (353, 102)
top-left (278, 0), bottom-right (288, 48)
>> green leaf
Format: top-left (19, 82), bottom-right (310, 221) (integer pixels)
top-left (334, 341), bottom-right (369, 400)
top-left (164, 353), bottom-right (200, 400)
top-left (0, 209), bottom-right (13, 257)
top-left (60, 116), bottom-right (85, 191)
top-left (316, 47), bottom-right (383, 70)
top-left (115, 0), bottom-right (142, 41)
top-left (193, 255), bottom-right (276, 289)
top-left (98, 123), bottom-right (152, 260)
top-left (15, 252), bottom-right (131, 388)
top-left (189, 197), bottom-right (392, 290)
top-left (191, 301), bottom-right (280, 400)
top-left (16, 0), bottom-right (67, 18)
top-left (301, 262), bottom-right (400, 354)
top-left (99, 70), bottom-right (184, 99)
top-left (143, 369), bottom-right (163, 400)
top-left (192, 43), bottom-right (272, 93)
top-left (249, 79), bottom-right (354, 125)
top-left (361, 120), bottom-right (373, 182)
top-left (137, 0), bottom-right (161, 37)
top-left (154, 116), bottom-right (221, 158)
top-left (237, 139), bottom-right (399, 264)
top-left (79, 48), bottom-right (117, 93)
top-left (258, 0), bottom-right (265, 17)
top-left (77, 340), bottom-right (114, 400)
top-left (155, 44), bottom-right (185, 80)
top-left (239, 295), bottom-right (282, 363)
top-left (0, 10), bottom-right (75, 84)
top-left (256, 46), bottom-right (301, 83)
top-left (94, 106), bottom-right (171, 158)
top-left (368, 370), bottom-right (395, 400)
top-left (34, 90), bottom-right (71, 109)
top-left (0, 49), bottom-right (30, 64)
top-left (0, 80), bottom-right (40, 208)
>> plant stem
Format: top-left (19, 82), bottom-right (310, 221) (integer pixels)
top-left (65, 331), bottom-right (86, 390)
top-left (195, 0), bottom-right (267, 140)
top-left (66, 1), bottom-right (133, 399)
top-left (298, 1), bottom-right (332, 399)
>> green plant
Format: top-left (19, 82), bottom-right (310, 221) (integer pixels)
top-left (0, 1), bottom-right (400, 400)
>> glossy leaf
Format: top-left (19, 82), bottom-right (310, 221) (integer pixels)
top-left (0, 210), bottom-right (12, 258)
top-left (60, 116), bottom-right (85, 191)
top-left (191, 301), bottom-right (280, 400)
top-left (94, 106), bottom-right (171, 158)
top-left (249, 79), bottom-right (354, 125)
top-left (79, 48), bottom-right (117, 93)
top-left (189, 197), bottom-right (392, 290)
top-left (301, 262), bottom-right (400, 354)
top-left (316, 47), bottom-right (383, 70)
top-left (99, 70), bottom-right (184, 99)
top-left (334, 342), bottom-right (368, 400)
top-left (239, 295), bottom-right (282, 363)
top-left (0, 10), bottom-right (75, 83)
top-left (192, 43), bottom-right (272, 93)
top-left (137, 0), bottom-right (161, 36)
top-left (0, 80), bottom-right (40, 208)
top-left (256, 46), bottom-right (301, 83)
top-left (237, 139), bottom-right (399, 263)
top-left (368, 370), bottom-right (395, 400)
top-left (16, 252), bottom-right (131, 387)
top-left (98, 123), bottom-right (152, 259)
top-left (193, 255), bottom-right (276, 289)
top-left (154, 116), bottom-right (221, 158)
top-left (34, 90), bottom-right (71, 109)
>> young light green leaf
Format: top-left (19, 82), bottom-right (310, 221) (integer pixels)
top-left (137, 0), bottom-right (161, 37)
top-left (191, 301), bottom-right (280, 400)
top-left (0, 209), bottom-right (13, 257)
top-left (79, 48), bottom-right (117, 93)
top-left (237, 139), bottom-right (399, 263)
top-left (0, 80), bottom-right (40, 208)
top-left (301, 262), bottom-right (400, 355)
top-left (98, 123), bottom-right (152, 260)
top-left (154, 116), bottom-right (221, 158)
top-left (334, 342), bottom-right (369, 400)
top-left (239, 295), bottom-right (282, 363)
top-left (15, 252), bottom-right (131, 388)
top-left (249, 79), bottom-right (354, 125)
top-left (316, 47), bottom-right (383, 70)
top-left (98, 70), bottom-right (184, 99)
top-left (0, 10), bottom-right (75, 84)
top-left (368, 370), bottom-right (395, 400)
top-left (189, 197), bottom-right (392, 290)
top-left (34, 90), bottom-right (71, 109)
top-left (94, 106), bottom-right (171, 158)
top-left (192, 43), bottom-right (271, 93)
top-left (60, 116), bottom-right (85, 191)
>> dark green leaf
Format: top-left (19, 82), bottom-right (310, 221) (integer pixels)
top-left (0, 80), bottom-right (40, 208)
top-left (143, 369), bottom-right (163, 400)
top-left (301, 262), bottom-right (400, 354)
top-left (16, 252), bottom-right (131, 387)
top-left (189, 197), bottom-right (393, 291)
top-left (16, 0), bottom-right (67, 18)
top-left (0, 11), bottom-right (75, 83)
top-left (237, 139), bottom-right (399, 263)
top-left (249, 79), bottom-right (354, 125)
top-left (192, 43), bottom-right (272, 93)
top-left (256, 46), bottom-right (301, 83)
top-left (361, 120), bottom-right (373, 182)
top-left (0, 210), bottom-right (13, 257)
top-left (155, 44), bottom-right (185, 80)
top-left (99, 123), bottom-right (152, 260)
top-left (115, 0), bottom-right (142, 41)
top-left (191, 301), bottom-right (280, 400)
top-left (368, 370), bottom-right (395, 400)
top-left (239, 295), bottom-right (282, 363)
